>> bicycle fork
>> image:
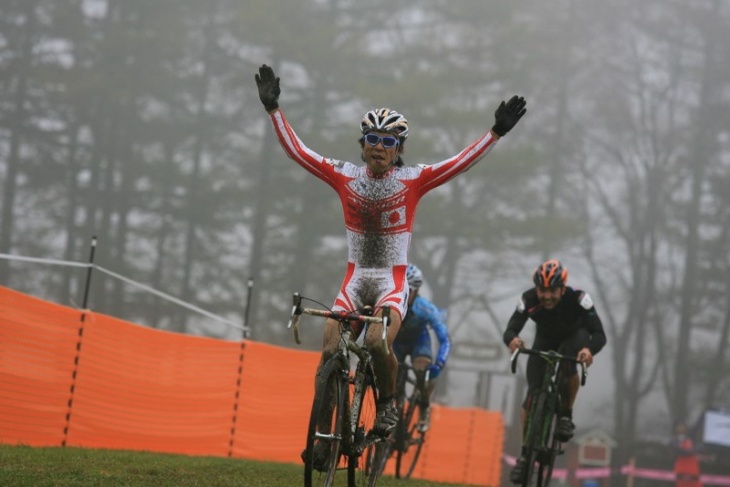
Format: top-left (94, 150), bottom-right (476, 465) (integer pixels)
top-left (351, 361), bottom-right (382, 456)
top-left (313, 363), bottom-right (350, 445)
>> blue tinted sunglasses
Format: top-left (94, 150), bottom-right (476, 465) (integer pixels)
top-left (364, 133), bottom-right (399, 148)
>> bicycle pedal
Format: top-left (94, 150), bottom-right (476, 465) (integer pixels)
top-left (354, 433), bottom-right (380, 456)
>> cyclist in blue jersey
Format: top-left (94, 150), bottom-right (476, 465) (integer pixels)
top-left (393, 263), bottom-right (451, 432)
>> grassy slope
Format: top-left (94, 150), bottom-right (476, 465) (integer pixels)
top-left (0, 445), bottom-right (481, 487)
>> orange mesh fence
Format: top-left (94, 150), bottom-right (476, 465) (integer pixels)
top-left (395, 405), bottom-right (503, 486)
top-left (230, 340), bottom-right (319, 462)
top-left (0, 287), bottom-right (81, 446)
top-left (66, 312), bottom-right (241, 456)
top-left (0, 286), bottom-right (502, 485)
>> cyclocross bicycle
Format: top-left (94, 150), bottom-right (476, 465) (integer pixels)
top-left (367, 360), bottom-right (429, 481)
top-left (510, 347), bottom-right (587, 487)
top-left (288, 293), bottom-right (391, 487)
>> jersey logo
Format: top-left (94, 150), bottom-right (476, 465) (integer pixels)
top-left (382, 206), bottom-right (406, 228)
top-left (324, 158), bottom-right (343, 167)
top-left (347, 176), bottom-right (406, 199)
top-left (516, 296), bottom-right (526, 313)
top-left (579, 292), bottom-right (594, 310)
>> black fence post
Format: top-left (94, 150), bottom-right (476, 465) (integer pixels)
top-left (63, 235), bottom-right (97, 447)
top-left (81, 236), bottom-right (97, 311)
top-left (243, 277), bottom-right (253, 339)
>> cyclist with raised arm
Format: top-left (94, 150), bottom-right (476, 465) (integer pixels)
top-left (503, 259), bottom-right (606, 485)
top-left (393, 263), bottom-right (451, 432)
top-left (255, 64), bottom-right (526, 465)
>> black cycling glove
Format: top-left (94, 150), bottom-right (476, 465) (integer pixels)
top-left (491, 95), bottom-right (527, 137)
top-left (255, 64), bottom-right (281, 112)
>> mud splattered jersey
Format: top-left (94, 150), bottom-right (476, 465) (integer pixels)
top-left (270, 110), bottom-right (499, 318)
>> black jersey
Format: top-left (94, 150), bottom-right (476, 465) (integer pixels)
top-left (502, 286), bottom-right (606, 355)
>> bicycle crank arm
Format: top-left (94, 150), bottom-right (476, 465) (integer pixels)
top-left (355, 432), bottom-right (383, 455)
top-left (314, 432), bottom-right (342, 441)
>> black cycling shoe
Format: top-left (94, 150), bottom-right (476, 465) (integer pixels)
top-left (301, 444), bottom-right (330, 472)
top-left (555, 417), bottom-right (575, 442)
top-left (373, 400), bottom-right (398, 437)
top-left (509, 456), bottom-right (527, 484)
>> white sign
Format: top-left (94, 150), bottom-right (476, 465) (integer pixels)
top-left (704, 409), bottom-right (730, 447)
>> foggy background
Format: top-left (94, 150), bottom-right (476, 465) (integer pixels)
top-left (1, 0), bottom-right (729, 478)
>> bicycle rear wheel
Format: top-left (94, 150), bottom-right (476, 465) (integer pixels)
top-left (348, 362), bottom-right (378, 487)
top-left (304, 357), bottom-right (348, 487)
top-left (395, 394), bottom-right (426, 479)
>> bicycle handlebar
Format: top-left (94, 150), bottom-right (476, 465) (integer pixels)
top-left (510, 347), bottom-right (588, 386)
top-left (287, 293), bottom-right (391, 354)
top-left (301, 307), bottom-right (385, 323)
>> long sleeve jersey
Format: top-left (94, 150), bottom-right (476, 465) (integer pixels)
top-left (269, 109), bottom-right (499, 316)
top-left (397, 295), bottom-right (451, 365)
top-left (502, 286), bottom-right (607, 355)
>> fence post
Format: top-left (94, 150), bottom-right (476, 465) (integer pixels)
top-left (81, 235), bottom-right (97, 311)
top-left (243, 277), bottom-right (253, 339)
top-left (63, 235), bottom-right (97, 447)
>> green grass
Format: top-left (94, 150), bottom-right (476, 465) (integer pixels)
top-left (0, 444), bottom-right (477, 487)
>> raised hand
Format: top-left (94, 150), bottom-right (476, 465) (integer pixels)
top-left (255, 64), bottom-right (281, 112)
top-left (491, 95), bottom-right (527, 137)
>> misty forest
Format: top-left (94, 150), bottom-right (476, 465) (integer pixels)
top-left (1, 0), bottom-right (729, 473)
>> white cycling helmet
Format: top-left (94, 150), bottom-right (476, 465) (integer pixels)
top-left (406, 264), bottom-right (423, 289)
top-left (361, 108), bottom-right (409, 138)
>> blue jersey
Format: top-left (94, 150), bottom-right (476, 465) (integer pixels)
top-left (394, 295), bottom-right (451, 366)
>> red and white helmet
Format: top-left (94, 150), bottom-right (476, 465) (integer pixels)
top-left (360, 108), bottom-right (409, 138)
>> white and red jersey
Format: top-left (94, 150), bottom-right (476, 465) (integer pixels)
top-left (270, 109), bottom-right (499, 319)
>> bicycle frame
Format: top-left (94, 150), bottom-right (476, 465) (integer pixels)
top-left (510, 347), bottom-right (586, 487)
top-left (288, 293), bottom-right (391, 487)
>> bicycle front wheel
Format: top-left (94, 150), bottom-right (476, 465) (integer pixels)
top-left (520, 391), bottom-right (549, 487)
top-left (536, 415), bottom-right (559, 487)
top-left (366, 436), bottom-right (393, 486)
top-left (395, 396), bottom-right (426, 479)
top-left (304, 357), bottom-right (348, 487)
top-left (348, 363), bottom-right (378, 487)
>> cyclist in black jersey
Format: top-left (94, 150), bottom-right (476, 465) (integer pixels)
top-left (502, 259), bottom-right (606, 484)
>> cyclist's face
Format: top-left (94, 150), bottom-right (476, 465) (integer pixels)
top-left (362, 131), bottom-right (401, 175)
top-left (536, 285), bottom-right (565, 309)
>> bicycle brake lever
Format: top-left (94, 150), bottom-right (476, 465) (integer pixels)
top-left (510, 348), bottom-right (521, 374)
top-left (381, 305), bottom-right (390, 355)
top-left (291, 314), bottom-right (301, 344)
top-left (287, 292), bottom-right (303, 344)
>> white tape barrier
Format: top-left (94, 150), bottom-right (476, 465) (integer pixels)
top-left (0, 252), bottom-right (248, 333)
top-left (503, 454), bottom-right (730, 485)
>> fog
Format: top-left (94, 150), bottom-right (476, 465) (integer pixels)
top-left (1, 0), bottom-right (729, 477)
